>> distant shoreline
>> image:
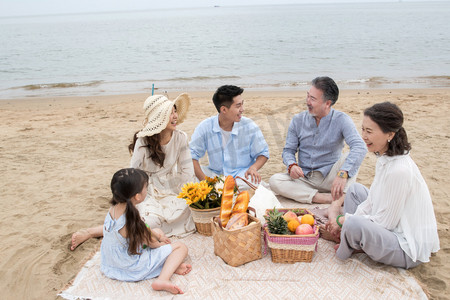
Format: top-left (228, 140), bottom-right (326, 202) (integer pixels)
top-left (2, 78), bottom-right (449, 100)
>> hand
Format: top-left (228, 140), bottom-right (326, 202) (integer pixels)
top-left (159, 235), bottom-right (171, 244)
top-left (325, 219), bottom-right (342, 240)
top-left (289, 165), bottom-right (305, 179)
top-left (331, 176), bottom-right (347, 201)
top-left (245, 167), bottom-right (261, 184)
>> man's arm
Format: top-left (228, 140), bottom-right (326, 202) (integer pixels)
top-left (282, 116), bottom-right (306, 178)
top-left (340, 114), bottom-right (367, 177)
top-left (192, 159), bottom-right (206, 181)
top-left (331, 114), bottom-right (367, 200)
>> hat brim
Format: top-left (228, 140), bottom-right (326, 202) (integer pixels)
top-left (136, 93), bottom-right (191, 138)
top-left (173, 93), bottom-right (191, 125)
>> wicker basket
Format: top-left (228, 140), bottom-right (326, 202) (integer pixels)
top-left (264, 208), bottom-right (319, 263)
top-left (189, 207), bottom-right (220, 236)
top-left (212, 213), bottom-right (262, 267)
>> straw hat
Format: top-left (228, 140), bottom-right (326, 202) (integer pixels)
top-left (137, 93), bottom-right (191, 138)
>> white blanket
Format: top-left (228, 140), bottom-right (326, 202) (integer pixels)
top-left (60, 200), bottom-right (426, 300)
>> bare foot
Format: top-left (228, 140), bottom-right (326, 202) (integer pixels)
top-left (334, 243), bottom-right (340, 252)
top-left (70, 229), bottom-right (91, 251)
top-left (319, 225), bottom-right (340, 243)
top-left (152, 279), bottom-right (183, 294)
top-left (175, 263), bottom-right (192, 275)
top-left (334, 243), bottom-right (364, 254)
top-left (312, 193), bottom-right (333, 204)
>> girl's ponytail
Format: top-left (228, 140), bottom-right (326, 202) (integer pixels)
top-left (110, 168), bottom-right (151, 255)
top-left (125, 198), bottom-right (152, 255)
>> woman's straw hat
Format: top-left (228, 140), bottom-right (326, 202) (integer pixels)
top-left (137, 93), bottom-right (191, 138)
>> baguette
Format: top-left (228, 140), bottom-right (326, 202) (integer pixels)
top-left (231, 190), bottom-right (250, 215)
top-left (220, 175), bottom-right (235, 227)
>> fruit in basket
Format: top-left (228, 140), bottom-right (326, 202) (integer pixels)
top-left (265, 208), bottom-right (289, 235)
top-left (300, 214), bottom-right (315, 226)
top-left (287, 218), bottom-right (300, 233)
top-left (225, 213), bottom-right (248, 230)
top-left (295, 223), bottom-right (314, 235)
top-left (283, 211), bottom-right (298, 223)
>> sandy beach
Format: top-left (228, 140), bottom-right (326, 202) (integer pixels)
top-left (0, 88), bottom-right (448, 300)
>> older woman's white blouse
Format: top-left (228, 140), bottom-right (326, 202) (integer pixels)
top-left (348, 153), bottom-right (440, 262)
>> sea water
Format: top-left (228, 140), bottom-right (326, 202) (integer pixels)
top-left (0, 1), bottom-right (449, 99)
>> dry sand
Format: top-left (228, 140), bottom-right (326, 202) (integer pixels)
top-left (0, 89), bottom-right (448, 300)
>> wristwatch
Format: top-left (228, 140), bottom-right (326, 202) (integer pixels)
top-left (337, 170), bottom-right (348, 179)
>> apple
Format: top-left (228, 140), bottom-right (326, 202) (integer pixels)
top-left (283, 211), bottom-right (298, 222)
top-left (295, 224), bottom-right (314, 235)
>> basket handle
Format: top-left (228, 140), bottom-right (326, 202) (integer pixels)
top-left (235, 176), bottom-right (258, 190)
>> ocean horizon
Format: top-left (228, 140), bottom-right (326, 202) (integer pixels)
top-left (1, 1), bottom-right (449, 99)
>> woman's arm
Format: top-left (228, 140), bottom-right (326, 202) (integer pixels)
top-left (367, 168), bottom-right (410, 230)
top-left (177, 132), bottom-right (196, 182)
top-left (130, 138), bottom-right (146, 169)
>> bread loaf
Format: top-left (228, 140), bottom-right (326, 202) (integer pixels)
top-left (225, 213), bottom-right (248, 230)
top-left (231, 191), bottom-right (250, 215)
top-left (220, 175), bottom-right (235, 227)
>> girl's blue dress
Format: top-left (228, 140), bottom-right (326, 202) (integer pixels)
top-left (100, 211), bottom-right (172, 281)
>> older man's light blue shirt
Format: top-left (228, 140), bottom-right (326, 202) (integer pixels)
top-left (283, 109), bottom-right (366, 178)
top-left (190, 115), bottom-right (269, 178)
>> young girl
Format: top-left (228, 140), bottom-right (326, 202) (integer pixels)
top-left (71, 93), bottom-right (195, 251)
top-left (101, 168), bottom-right (191, 294)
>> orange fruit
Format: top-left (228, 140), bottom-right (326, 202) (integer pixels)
top-left (300, 214), bottom-right (315, 226)
top-left (287, 219), bottom-right (300, 233)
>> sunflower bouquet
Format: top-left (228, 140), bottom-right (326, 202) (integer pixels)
top-left (178, 176), bottom-right (224, 209)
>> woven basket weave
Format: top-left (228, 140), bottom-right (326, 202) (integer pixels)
top-left (264, 208), bottom-right (319, 263)
top-left (212, 214), bottom-right (262, 267)
top-left (190, 207), bottom-right (220, 236)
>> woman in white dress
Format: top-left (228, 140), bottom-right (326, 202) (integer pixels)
top-left (326, 102), bottom-right (440, 268)
top-left (71, 93), bottom-right (195, 250)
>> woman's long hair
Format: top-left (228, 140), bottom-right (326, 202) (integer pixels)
top-left (110, 168), bottom-right (152, 255)
top-left (128, 132), bottom-right (165, 167)
top-left (364, 102), bottom-right (411, 156)
top-left (127, 104), bottom-right (178, 167)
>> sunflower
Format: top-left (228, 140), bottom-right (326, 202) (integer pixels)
top-left (178, 182), bottom-right (197, 199)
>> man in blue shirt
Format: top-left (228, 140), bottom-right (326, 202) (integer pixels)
top-left (189, 85), bottom-right (269, 188)
top-left (269, 77), bottom-right (366, 207)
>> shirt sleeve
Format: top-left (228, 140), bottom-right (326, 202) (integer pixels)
top-left (282, 117), bottom-right (299, 168)
top-left (129, 138), bottom-right (146, 169)
top-left (340, 114), bottom-right (367, 177)
top-left (370, 168), bottom-right (409, 230)
top-left (249, 121), bottom-right (269, 160)
top-left (189, 121), bottom-right (207, 161)
top-left (177, 132), bottom-right (196, 182)
top-left (354, 167), bottom-right (409, 230)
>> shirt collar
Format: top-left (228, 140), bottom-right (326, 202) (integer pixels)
top-left (307, 108), bottom-right (334, 125)
top-left (212, 114), bottom-right (239, 135)
top-left (377, 152), bottom-right (410, 165)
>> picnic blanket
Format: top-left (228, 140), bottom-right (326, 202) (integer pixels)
top-left (60, 200), bottom-right (427, 300)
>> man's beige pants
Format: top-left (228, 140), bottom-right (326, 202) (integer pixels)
top-left (269, 153), bottom-right (357, 204)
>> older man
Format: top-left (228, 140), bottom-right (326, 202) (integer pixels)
top-left (269, 76), bottom-right (366, 210)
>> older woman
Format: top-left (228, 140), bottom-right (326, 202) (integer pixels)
top-left (328, 102), bottom-right (439, 268)
top-left (71, 93), bottom-right (196, 250)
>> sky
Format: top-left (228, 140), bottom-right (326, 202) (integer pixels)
top-left (0, 0), bottom-right (428, 17)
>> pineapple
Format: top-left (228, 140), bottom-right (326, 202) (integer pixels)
top-left (265, 208), bottom-right (289, 235)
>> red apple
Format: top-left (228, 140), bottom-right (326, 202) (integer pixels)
top-left (283, 211), bottom-right (297, 222)
top-left (295, 223), bottom-right (314, 235)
